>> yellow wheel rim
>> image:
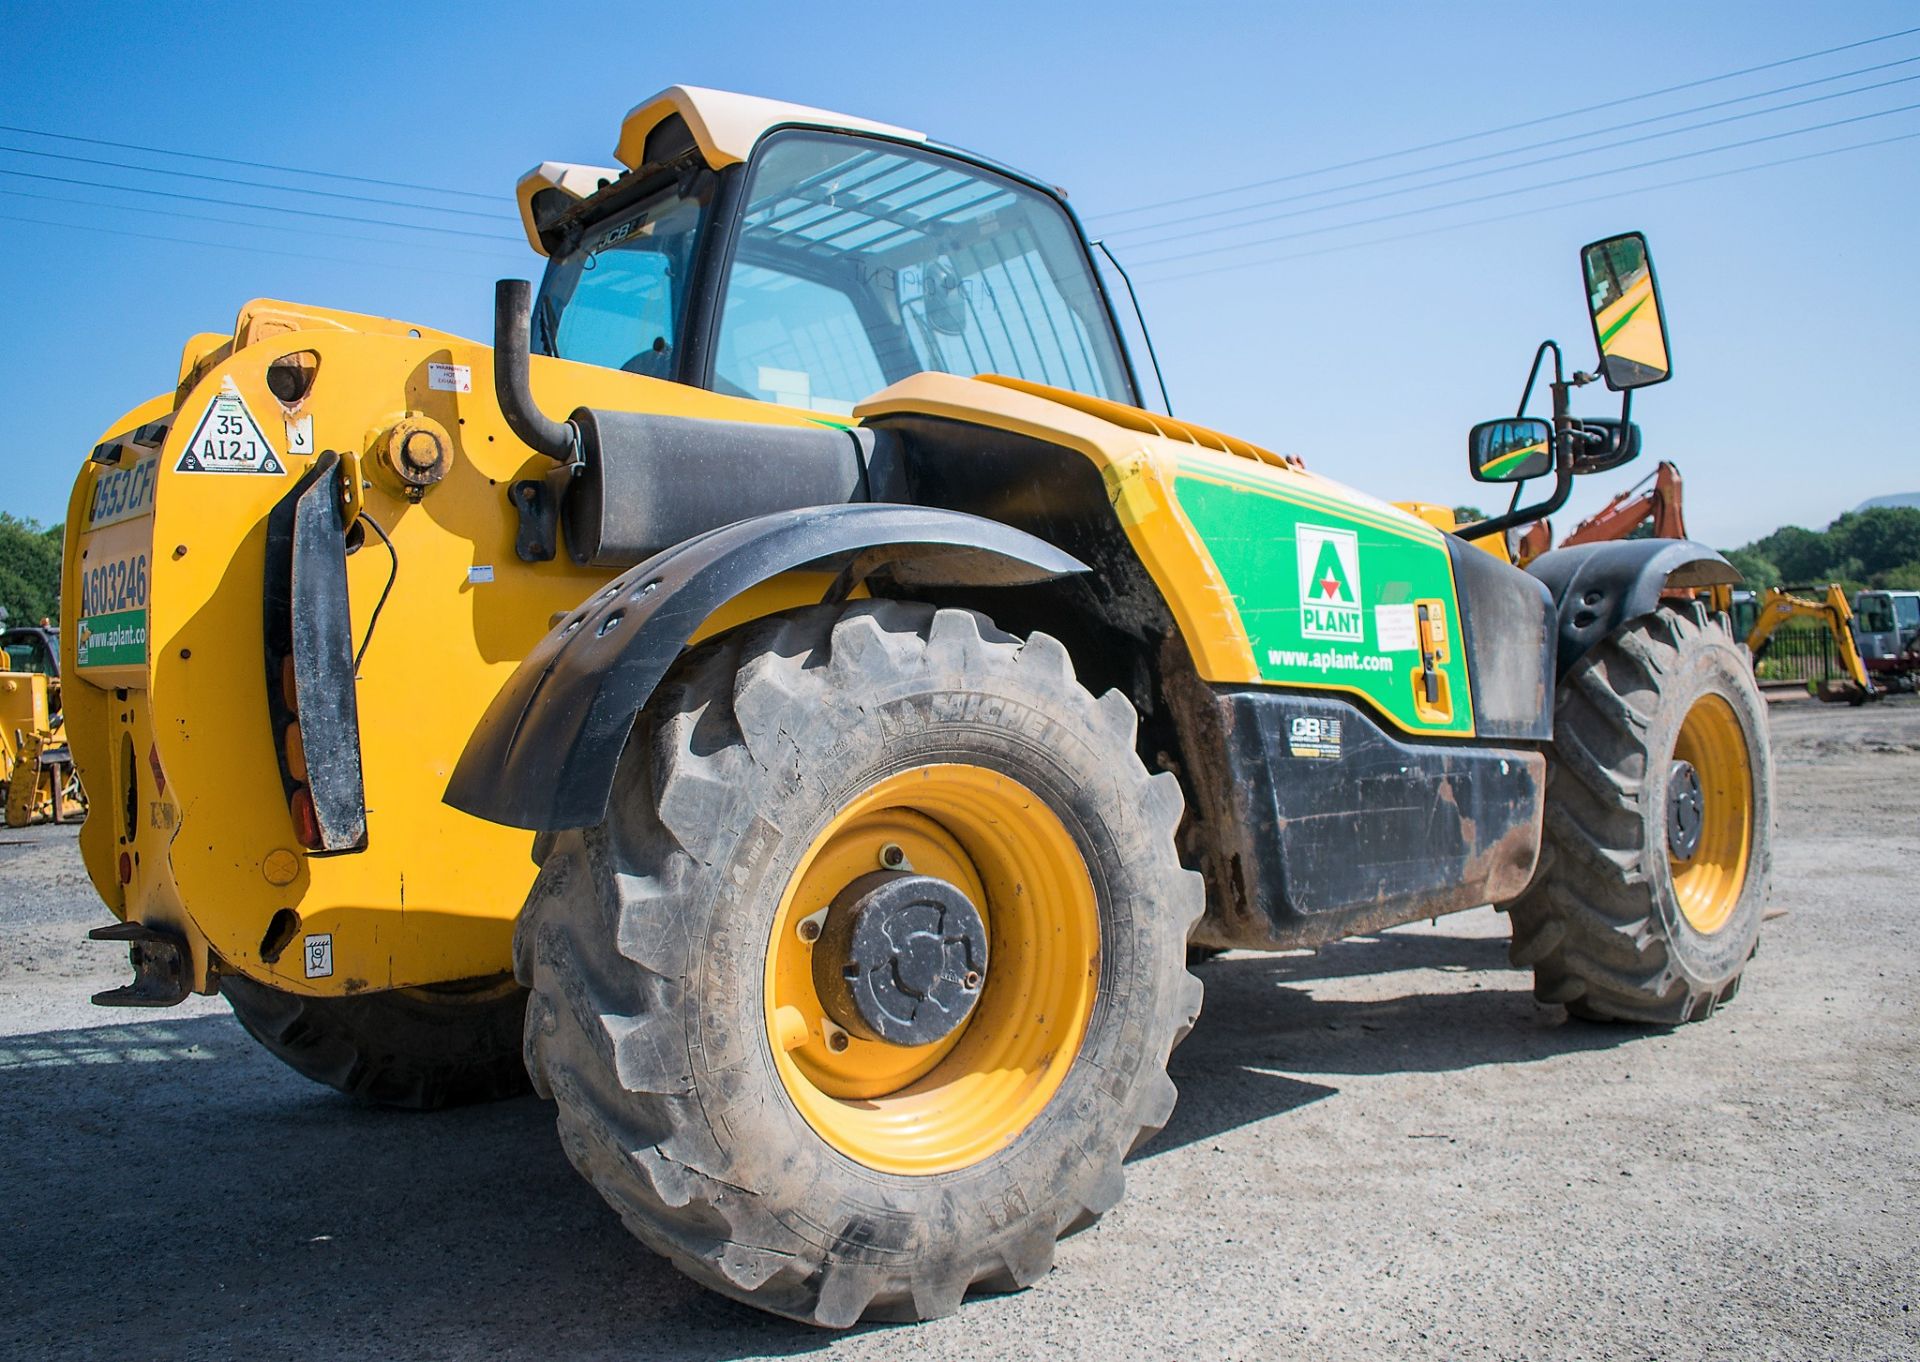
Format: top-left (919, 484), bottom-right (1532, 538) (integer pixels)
top-left (1668, 694), bottom-right (1753, 934)
top-left (764, 764), bottom-right (1100, 1175)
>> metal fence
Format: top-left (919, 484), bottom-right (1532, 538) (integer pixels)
top-left (1752, 625), bottom-right (1837, 687)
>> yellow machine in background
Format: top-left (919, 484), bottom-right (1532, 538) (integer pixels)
top-left (1736, 582), bottom-right (1875, 703)
top-left (0, 624), bottom-right (82, 825)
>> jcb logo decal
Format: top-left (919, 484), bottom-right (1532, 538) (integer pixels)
top-left (1296, 525), bottom-right (1364, 642)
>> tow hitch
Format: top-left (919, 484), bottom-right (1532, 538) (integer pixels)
top-left (89, 921), bottom-right (193, 1007)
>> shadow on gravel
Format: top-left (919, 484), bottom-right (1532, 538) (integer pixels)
top-left (0, 929), bottom-right (1641, 1361)
top-left (1138, 929), bottom-right (1638, 1159)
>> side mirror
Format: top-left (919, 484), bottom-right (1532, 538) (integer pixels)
top-left (1469, 417), bottom-right (1555, 483)
top-left (1581, 232), bottom-right (1670, 390)
top-left (1570, 418), bottom-right (1642, 474)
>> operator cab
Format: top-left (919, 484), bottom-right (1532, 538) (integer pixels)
top-left (518, 87), bottom-right (1146, 417)
top-left (1, 626), bottom-right (58, 678)
top-left (1853, 589), bottom-right (1920, 662)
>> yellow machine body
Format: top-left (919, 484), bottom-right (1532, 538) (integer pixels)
top-left (63, 302), bottom-right (858, 996)
top-left (61, 85), bottom-right (1512, 1001)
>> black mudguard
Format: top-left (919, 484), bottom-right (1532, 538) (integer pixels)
top-left (262, 451), bottom-right (368, 852)
top-left (444, 503), bottom-right (1086, 831)
top-left (1528, 539), bottom-right (1739, 675)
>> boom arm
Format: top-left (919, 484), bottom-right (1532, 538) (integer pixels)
top-left (1514, 461), bottom-right (1685, 566)
top-left (1560, 461), bottom-right (1687, 547)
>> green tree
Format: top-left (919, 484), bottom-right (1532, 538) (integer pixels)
top-left (0, 514), bottom-right (63, 625)
top-left (1722, 547), bottom-right (1781, 589)
top-left (1872, 561), bottom-right (1920, 591)
top-left (1452, 505), bottom-right (1487, 523)
top-left (1832, 507), bottom-right (1920, 579)
top-left (1751, 524), bottom-right (1833, 582)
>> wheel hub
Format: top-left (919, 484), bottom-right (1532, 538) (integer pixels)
top-left (1667, 758), bottom-right (1704, 860)
top-left (814, 871), bottom-right (988, 1047)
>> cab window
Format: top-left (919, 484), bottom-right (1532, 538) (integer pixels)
top-left (1856, 595), bottom-right (1896, 634)
top-left (2, 631), bottom-right (55, 675)
top-left (535, 168), bottom-right (720, 378)
top-left (713, 131), bottom-right (1134, 414)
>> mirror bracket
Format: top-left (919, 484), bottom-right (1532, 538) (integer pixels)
top-left (1456, 341), bottom-right (1578, 542)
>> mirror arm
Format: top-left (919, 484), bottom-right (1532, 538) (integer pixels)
top-left (1514, 339), bottom-right (1563, 417)
top-left (1457, 341), bottom-right (1574, 543)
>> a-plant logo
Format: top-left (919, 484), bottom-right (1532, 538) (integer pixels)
top-left (1296, 524), bottom-right (1364, 642)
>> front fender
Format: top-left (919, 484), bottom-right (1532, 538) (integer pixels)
top-left (1527, 539), bottom-right (1739, 675)
top-left (444, 502), bottom-right (1086, 831)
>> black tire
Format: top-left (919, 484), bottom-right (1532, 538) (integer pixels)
top-left (221, 974), bottom-right (530, 1109)
top-left (1508, 603), bottom-right (1773, 1023)
top-left (516, 601), bottom-right (1204, 1326)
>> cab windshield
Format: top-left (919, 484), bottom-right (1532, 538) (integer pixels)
top-left (712, 131), bottom-right (1135, 413)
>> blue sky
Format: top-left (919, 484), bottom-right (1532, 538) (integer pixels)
top-left (4, 0), bottom-right (1916, 547)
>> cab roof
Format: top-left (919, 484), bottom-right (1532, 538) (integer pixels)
top-left (515, 85), bottom-right (927, 255)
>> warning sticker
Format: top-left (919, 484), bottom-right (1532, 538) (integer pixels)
top-left (1375, 603), bottom-right (1418, 653)
top-left (176, 376), bottom-right (284, 475)
top-left (428, 362), bottom-right (471, 393)
top-left (303, 934), bottom-right (334, 979)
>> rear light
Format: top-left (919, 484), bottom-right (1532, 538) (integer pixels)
top-left (117, 851), bottom-right (133, 884)
top-left (289, 787), bottom-right (322, 849)
top-left (281, 655), bottom-right (299, 715)
top-left (284, 725), bottom-right (309, 783)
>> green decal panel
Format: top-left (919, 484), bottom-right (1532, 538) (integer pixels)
top-left (76, 608), bottom-right (149, 669)
top-left (1173, 465), bottom-right (1472, 736)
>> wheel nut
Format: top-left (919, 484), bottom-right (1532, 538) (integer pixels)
top-left (879, 843), bottom-right (906, 869)
top-left (799, 919), bottom-right (821, 943)
top-left (827, 1029), bottom-right (850, 1053)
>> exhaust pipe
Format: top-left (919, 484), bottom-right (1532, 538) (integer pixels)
top-left (493, 279), bottom-right (576, 463)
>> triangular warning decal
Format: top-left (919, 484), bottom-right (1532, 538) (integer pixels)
top-left (176, 376), bottom-right (285, 475)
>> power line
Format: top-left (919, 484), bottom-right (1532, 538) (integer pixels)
top-left (0, 142), bottom-right (509, 220)
top-left (1105, 52), bottom-right (1920, 240)
top-left (1129, 98), bottom-right (1920, 269)
top-left (1135, 127), bottom-right (1920, 285)
top-left (1119, 71), bottom-right (1920, 255)
top-left (1094, 24), bottom-right (1920, 221)
top-left (0, 187), bottom-right (525, 261)
top-left (0, 166), bottom-right (523, 242)
top-left (0, 123), bottom-right (497, 202)
top-left (0, 211), bottom-right (502, 280)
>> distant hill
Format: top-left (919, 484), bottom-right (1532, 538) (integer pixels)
top-left (1856, 492), bottom-right (1920, 511)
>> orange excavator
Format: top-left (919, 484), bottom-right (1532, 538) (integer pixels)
top-left (1514, 460), bottom-right (1685, 566)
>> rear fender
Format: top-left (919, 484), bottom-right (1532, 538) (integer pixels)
top-left (444, 503), bottom-right (1086, 831)
top-left (1527, 539), bottom-right (1739, 675)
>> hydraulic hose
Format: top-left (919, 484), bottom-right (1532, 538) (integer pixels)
top-left (493, 279), bottom-right (576, 463)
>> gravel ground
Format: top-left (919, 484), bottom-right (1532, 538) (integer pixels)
top-left (2, 693), bottom-right (1915, 1361)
